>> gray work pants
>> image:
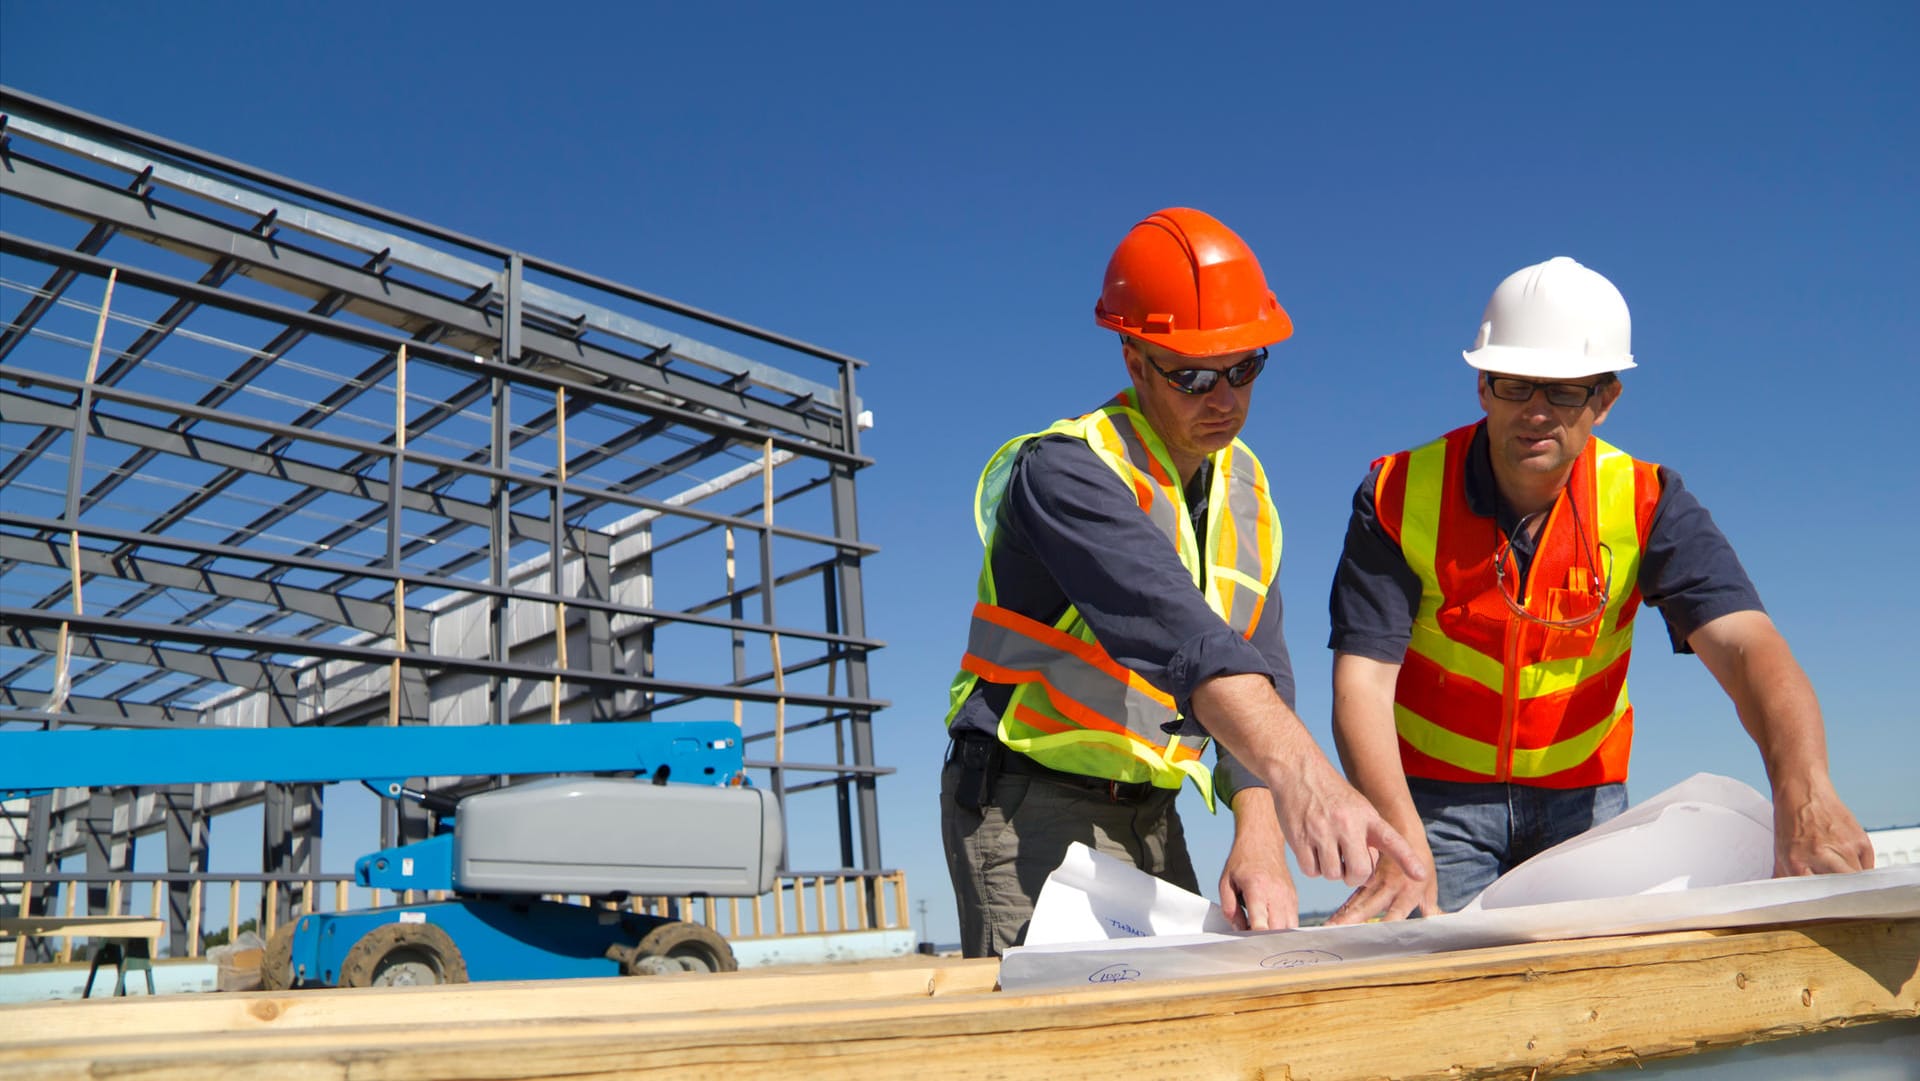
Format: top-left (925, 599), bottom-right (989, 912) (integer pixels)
top-left (939, 755), bottom-right (1197, 958)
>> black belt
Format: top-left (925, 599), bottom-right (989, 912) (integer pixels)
top-left (948, 731), bottom-right (1162, 804)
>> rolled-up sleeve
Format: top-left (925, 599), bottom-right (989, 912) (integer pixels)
top-left (1209, 569), bottom-right (1294, 804)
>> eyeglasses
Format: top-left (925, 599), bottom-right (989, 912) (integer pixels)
top-left (1492, 510), bottom-right (1614, 629)
top-left (1484, 374), bottom-right (1609, 409)
top-left (1143, 348), bottom-right (1267, 395)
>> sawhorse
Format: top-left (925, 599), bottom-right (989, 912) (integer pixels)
top-left (0, 915), bottom-right (166, 996)
top-left (83, 936), bottom-right (157, 997)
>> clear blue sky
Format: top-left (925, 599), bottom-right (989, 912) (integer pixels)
top-left (4, 2), bottom-right (1914, 947)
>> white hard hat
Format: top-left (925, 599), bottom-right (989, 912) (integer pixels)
top-left (1463, 256), bottom-right (1635, 379)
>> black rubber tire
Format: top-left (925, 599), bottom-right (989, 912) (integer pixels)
top-left (623, 921), bottom-right (737, 976)
top-left (339, 922), bottom-right (469, 988)
top-left (259, 921), bottom-right (298, 991)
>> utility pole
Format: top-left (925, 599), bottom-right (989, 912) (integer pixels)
top-left (916, 898), bottom-right (931, 954)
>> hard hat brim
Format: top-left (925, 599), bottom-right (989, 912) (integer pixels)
top-left (1463, 345), bottom-right (1636, 380)
top-left (1098, 306), bottom-right (1294, 357)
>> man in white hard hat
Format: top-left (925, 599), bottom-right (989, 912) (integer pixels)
top-left (1323, 256), bottom-right (1874, 921)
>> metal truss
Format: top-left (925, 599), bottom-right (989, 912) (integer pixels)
top-left (0, 87), bottom-right (888, 953)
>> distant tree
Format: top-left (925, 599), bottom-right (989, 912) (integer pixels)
top-left (201, 916), bottom-right (258, 951)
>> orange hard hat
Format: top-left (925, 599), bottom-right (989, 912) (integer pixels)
top-left (1094, 208), bottom-right (1293, 357)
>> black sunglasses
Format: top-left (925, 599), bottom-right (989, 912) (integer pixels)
top-left (1484, 374), bottom-right (1610, 409)
top-left (1143, 348), bottom-right (1268, 395)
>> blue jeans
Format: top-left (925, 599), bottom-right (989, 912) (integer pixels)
top-left (1408, 777), bottom-right (1627, 912)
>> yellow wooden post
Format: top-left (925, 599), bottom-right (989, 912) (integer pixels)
top-left (726, 527), bottom-right (742, 731)
top-left (148, 881), bottom-right (164, 955)
top-left (147, 881), bottom-right (164, 957)
top-left (550, 384), bottom-right (568, 726)
top-left (186, 882), bottom-right (203, 959)
top-left (46, 270), bottom-right (118, 718)
top-left (763, 439), bottom-right (787, 764)
top-left (390, 342), bottom-right (408, 731)
top-left (57, 887), bottom-right (76, 964)
top-left (11, 882), bottom-right (33, 967)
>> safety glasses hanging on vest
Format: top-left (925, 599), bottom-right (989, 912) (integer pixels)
top-left (1142, 348), bottom-right (1268, 395)
top-left (1492, 502), bottom-right (1615, 629)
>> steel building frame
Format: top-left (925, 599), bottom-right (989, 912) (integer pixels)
top-left (0, 87), bottom-right (888, 958)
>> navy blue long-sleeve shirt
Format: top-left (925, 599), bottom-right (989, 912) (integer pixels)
top-left (950, 433), bottom-right (1294, 802)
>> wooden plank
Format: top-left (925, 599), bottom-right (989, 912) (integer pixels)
top-left (1, 919), bottom-right (1914, 1080)
top-left (0, 916), bottom-right (167, 939)
top-left (0, 955), bottom-right (1000, 1041)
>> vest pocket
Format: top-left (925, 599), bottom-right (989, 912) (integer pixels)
top-left (1526, 587), bottom-right (1605, 661)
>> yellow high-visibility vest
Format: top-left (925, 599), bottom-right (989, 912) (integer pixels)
top-left (944, 388), bottom-right (1283, 810)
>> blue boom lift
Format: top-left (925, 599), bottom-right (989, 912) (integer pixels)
top-left (0, 721), bottom-right (783, 987)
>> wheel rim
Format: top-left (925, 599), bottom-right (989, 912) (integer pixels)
top-left (369, 946), bottom-right (445, 986)
top-left (624, 921), bottom-right (736, 976)
top-left (341, 924), bottom-right (467, 988)
top-left (666, 946), bottom-right (722, 973)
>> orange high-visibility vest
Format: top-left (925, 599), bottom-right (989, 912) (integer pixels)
top-left (944, 389), bottom-right (1283, 811)
top-left (1374, 423), bottom-right (1661, 787)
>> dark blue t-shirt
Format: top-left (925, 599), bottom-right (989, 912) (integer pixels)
top-left (1327, 422), bottom-right (1763, 661)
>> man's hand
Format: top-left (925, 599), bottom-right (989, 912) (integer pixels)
top-left (1192, 672), bottom-right (1426, 890)
top-left (1219, 787), bottom-right (1298, 931)
top-left (1325, 822), bottom-right (1438, 925)
top-left (1322, 651), bottom-right (1435, 922)
top-left (1688, 611), bottom-right (1874, 879)
top-left (1773, 775), bottom-right (1875, 876)
top-left (1269, 752), bottom-right (1426, 887)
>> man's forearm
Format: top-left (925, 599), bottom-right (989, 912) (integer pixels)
top-left (1191, 670), bottom-right (1424, 886)
top-left (1330, 652), bottom-right (1420, 832)
top-left (1691, 612), bottom-right (1831, 787)
top-left (1192, 672), bottom-right (1327, 785)
top-left (1690, 610), bottom-right (1872, 874)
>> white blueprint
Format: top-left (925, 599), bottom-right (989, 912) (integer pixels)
top-left (1003, 773), bottom-right (1920, 991)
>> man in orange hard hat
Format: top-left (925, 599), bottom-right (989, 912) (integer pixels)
top-left (940, 208), bottom-right (1422, 957)
top-left (1325, 256), bottom-right (1874, 923)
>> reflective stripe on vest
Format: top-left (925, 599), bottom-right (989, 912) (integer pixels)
top-left (1384, 423), bottom-right (1660, 787)
top-left (946, 389), bottom-right (1283, 811)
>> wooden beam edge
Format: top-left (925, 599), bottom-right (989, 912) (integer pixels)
top-left (3, 918), bottom-right (1913, 1080)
